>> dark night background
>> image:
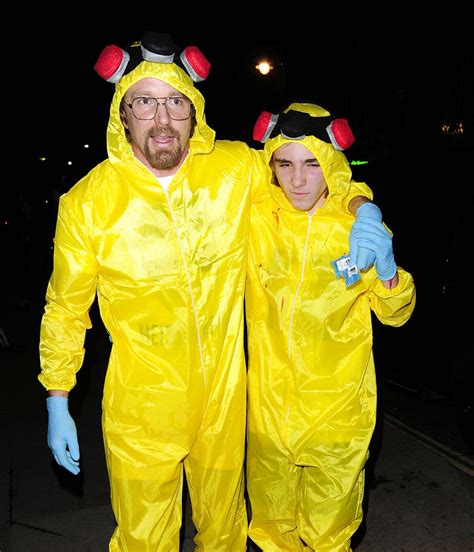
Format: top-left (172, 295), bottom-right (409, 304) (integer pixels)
top-left (3, 23), bottom-right (473, 399)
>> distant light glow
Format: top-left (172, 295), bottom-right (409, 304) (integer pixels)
top-left (67, 161), bottom-right (72, 166)
top-left (256, 61), bottom-right (272, 75)
top-left (442, 121), bottom-right (463, 135)
top-left (84, 144), bottom-right (90, 148)
top-left (350, 160), bottom-right (368, 165)
top-left (39, 157), bottom-right (46, 161)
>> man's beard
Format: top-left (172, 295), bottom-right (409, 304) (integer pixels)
top-left (144, 126), bottom-right (185, 170)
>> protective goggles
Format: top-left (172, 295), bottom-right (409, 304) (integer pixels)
top-left (94, 31), bottom-right (210, 84)
top-left (253, 109), bottom-right (355, 151)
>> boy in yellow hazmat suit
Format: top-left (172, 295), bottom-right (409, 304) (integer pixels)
top-left (39, 33), bottom-right (376, 550)
top-left (246, 103), bottom-right (416, 551)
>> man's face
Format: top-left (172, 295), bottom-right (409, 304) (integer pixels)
top-left (271, 142), bottom-right (328, 214)
top-left (121, 77), bottom-right (194, 173)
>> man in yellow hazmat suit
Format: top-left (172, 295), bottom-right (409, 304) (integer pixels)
top-left (246, 103), bottom-right (416, 551)
top-left (39, 33), bottom-right (376, 550)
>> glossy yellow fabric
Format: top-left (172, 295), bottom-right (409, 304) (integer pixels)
top-left (39, 59), bottom-right (266, 551)
top-left (246, 103), bottom-right (416, 551)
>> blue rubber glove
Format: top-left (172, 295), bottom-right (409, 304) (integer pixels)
top-left (349, 203), bottom-right (381, 270)
top-left (46, 396), bottom-right (80, 475)
top-left (349, 217), bottom-right (397, 281)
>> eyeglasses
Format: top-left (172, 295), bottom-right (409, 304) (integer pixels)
top-left (125, 96), bottom-right (193, 121)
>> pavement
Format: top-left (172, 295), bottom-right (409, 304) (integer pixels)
top-left (2, 297), bottom-right (474, 551)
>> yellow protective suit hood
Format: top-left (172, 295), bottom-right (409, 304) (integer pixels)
top-left (262, 102), bottom-right (356, 211)
top-left (107, 58), bottom-right (215, 166)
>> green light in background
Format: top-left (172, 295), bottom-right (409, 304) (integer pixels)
top-left (350, 160), bottom-right (368, 165)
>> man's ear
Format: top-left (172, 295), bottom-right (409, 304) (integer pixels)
top-left (119, 96), bottom-right (129, 129)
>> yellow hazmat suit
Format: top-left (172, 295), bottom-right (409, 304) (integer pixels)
top-left (245, 103), bottom-right (416, 551)
top-left (38, 54), bottom-right (266, 550)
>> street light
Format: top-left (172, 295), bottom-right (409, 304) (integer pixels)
top-left (256, 61), bottom-right (273, 75)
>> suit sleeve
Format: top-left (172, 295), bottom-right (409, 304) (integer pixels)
top-left (341, 179), bottom-right (374, 215)
top-left (38, 193), bottom-right (99, 391)
top-left (369, 268), bottom-right (416, 327)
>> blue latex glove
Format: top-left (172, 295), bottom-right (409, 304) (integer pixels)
top-left (46, 396), bottom-right (80, 475)
top-left (349, 217), bottom-right (397, 281)
top-left (349, 203), bottom-right (382, 270)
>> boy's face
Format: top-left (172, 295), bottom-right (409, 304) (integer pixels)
top-left (271, 142), bottom-right (327, 214)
